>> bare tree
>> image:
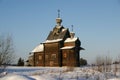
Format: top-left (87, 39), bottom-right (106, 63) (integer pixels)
top-left (114, 55), bottom-right (120, 76)
top-left (0, 35), bottom-right (14, 67)
top-left (95, 55), bottom-right (105, 72)
top-left (119, 54), bottom-right (120, 72)
top-left (95, 55), bottom-right (112, 72)
top-left (105, 55), bottom-right (112, 72)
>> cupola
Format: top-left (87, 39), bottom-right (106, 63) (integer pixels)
top-left (56, 10), bottom-right (62, 26)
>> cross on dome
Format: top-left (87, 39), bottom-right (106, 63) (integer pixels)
top-left (58, 9), bottom-right (60, 18)
top-left (56, 10), bottom-right (62, 26)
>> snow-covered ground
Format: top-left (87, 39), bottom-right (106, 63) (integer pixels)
top-left (0, 66), bottom-right (120, 80)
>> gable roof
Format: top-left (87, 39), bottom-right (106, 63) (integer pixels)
top-left (46, 26), bottom-right (70, 40)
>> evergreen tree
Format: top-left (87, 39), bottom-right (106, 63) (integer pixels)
top-left (17, 57), bottom-right (24, 66)
top-left (80, 58), bottom-right (87, 66)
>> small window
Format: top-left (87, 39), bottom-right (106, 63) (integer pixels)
top-left (39, 55), bottom-right (42, 60)
top-left (51, 54), bottom-right (56, 59)
top-left (45, 55), bottom-right (48, 59)
top-left (36, 61), bottom-right (38, 64)
top-left (63, 53), bottom-right (67, 58)
top-left (50, 61), bottom-right (54, 66)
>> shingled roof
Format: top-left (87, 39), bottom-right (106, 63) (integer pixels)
top-left (46, 25), bottom-right (70, 40)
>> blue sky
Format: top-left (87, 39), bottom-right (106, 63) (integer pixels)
top-left (0, 0), bottom-right (120, 64)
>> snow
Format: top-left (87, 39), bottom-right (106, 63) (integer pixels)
top-left (65, 37), bottom-right (78, 42)
top-left (56, 25), bottom-right (61, 29)
top-left (108, 78), bottom-right (120, 80)
top-left (61, 46), bottom-right (75, 49)
top-left (0, 66), bottom-right (120, 80)
top-left (31, 75), bottom-right (56, 80)
top-left (31, 44), bottom-right (44, 53)
top-left (62, 28), bottom-right (67, 32)
top-left (44, 39), bottom-right (62, 43)
top-left (0, 74), bottom-right (35, 80)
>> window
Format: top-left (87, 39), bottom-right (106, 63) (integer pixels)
top-left (51, 54), bottom-right (56, 59)
top-left (45, 55), bottom-right (48, 59)
top-left (50, 61), bottom-right (54, 66)
top-left (39, 55), bottom-right (42, 60)
top-left (63, 53), bottom-right (67, 58)
top-left (36, 61), bottom-right (38, 64)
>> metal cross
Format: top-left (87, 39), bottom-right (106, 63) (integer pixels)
top-left (71, 25), bottom-right (73, 32)
top-left (58, 10), bottom-right (60, 18)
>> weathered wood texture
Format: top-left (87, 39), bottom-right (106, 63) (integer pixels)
top-left (62, 49), bottom-right (77, 66)
top-left (44, 42), bottom-right (62, 66)
top-left (34, 52), bottom-right (44, 66)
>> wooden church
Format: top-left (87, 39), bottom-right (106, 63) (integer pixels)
top-left (28, 12), bottom-right (84, 67)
